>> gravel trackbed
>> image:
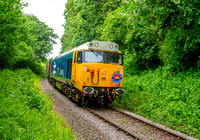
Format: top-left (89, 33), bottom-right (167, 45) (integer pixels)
top-left (40, 78), bottom-right (134, 140)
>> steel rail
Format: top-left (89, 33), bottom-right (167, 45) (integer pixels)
top-left (82, 106), bottom-right (146, 140)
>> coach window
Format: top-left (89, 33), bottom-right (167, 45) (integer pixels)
top-left (77, 51), bottom-right (82, 63)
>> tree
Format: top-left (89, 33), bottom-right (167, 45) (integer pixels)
top-left (101, 0), bottom-right (200, 72)
top-left (24, 14), bottom-right (58, 62)
top-left (13, 14), bottom-right (58, 74)
top-left (61, 0), bottom-right (200, 72)
top-left (61, 0), bottom-right (121, 52)
top-left (0, 0), bottom-right (25, 68)
top-left (0, 0), bottom-right (58, 74)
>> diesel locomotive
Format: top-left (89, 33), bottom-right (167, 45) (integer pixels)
top-left (46, 40), bottom-right (125, 106)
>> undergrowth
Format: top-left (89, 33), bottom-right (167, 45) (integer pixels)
top-left (0, 69), bottom-right (74, 139)
top-left (114, 68), bottom-right (200, 138)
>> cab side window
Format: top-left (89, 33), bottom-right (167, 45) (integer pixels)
top-left (77, 51), bottom-right (82, 64)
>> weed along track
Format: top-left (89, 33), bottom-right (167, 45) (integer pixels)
top-left (83, 106), bottom-right (197, 140)
top-left (110, 106), bottom-right (198, 140)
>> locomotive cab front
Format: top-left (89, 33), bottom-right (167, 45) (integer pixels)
top-left (72, 41), bottom-right (125, 105)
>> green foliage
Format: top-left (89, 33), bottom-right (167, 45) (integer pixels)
top-left (100, 6), bottom-right (160, 71)
top-left (0, 69), bottom-right (74, 139)
top-left (100, 0), bottom-right (200, 72)
top-left (114, 68), bottom-right (200, 138)
top-left (144, 0), bottom-right (200, 71)
top-left (0, 0), bottom-right (25, 68)
top-left (133, 0), bottom-right (200, 72)
top-left (61, 0), bottom-right (121, 52)
top-left (62, 0), bottom-right (200, 72)
top-left (24, 14), bottom-right (58, 62)
top-left (0, 1), bottom-right (57, 74)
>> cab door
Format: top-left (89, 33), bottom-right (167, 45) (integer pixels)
top-left (71, 51), bottom-right (77, 83)
top-left (64, 59), bottom-right (68, 79)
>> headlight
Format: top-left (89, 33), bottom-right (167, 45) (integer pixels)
top-left (109, 44), bottom-right (113, 49)
top-left (102, 70), bottom-right (106, 75)
top-left (89, 43), bottom-right (93, 47)
top-left (83, 87), bottom-right (94, 94)
top-left (115, 45), bottom-right (118, 49)
top-left (115, 88), bottom-right (125, 95)
top-left (94, 43), bottom-right (99, 47)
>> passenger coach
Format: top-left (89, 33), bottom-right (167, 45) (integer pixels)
top-left (46, 40), bottom-right (125, 106)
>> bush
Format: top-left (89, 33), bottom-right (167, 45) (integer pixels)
top-left (0, 69), bottom-right (74, 139)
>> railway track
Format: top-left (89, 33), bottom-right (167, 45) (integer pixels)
top-left (83, 105), bottom-right (198, 140)
top-left (55, 84), bottom-right (197, 140)
top-left (83, 106), bottom-right (142, 139)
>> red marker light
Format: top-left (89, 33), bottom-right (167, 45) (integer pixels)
top-left (91, 68), bottom-right (95, 73)
top-left (91, 68), bottom-right (95, 75)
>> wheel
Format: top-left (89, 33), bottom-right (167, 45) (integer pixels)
top-left (84, 98), bottom-right (91, 107)
top-left (85, 100), bottom-right (89, 107)
top-left (77, 92), bottom-right (83, 106)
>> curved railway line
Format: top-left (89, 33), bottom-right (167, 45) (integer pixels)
top-left (83, 105), bottom-right (197, 140)
top-left (51, 81), bottom-right (197, 140)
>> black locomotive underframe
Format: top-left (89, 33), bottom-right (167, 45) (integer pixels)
top-left (50, 78), bottom-right (118, 106)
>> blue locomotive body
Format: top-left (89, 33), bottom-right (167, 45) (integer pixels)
top-left (50, 52), bottom-right (73, 80)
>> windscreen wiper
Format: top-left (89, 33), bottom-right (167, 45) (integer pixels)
top-left (111, 51), bottom-right (116, 57)
top-left (89, 49), bottom-right (98, 56)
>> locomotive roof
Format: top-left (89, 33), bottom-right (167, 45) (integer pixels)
top-left (52, 40), bottom-right (121, 60)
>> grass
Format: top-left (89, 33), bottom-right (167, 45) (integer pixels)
top-left (0, 69), bottom-right (74, 139)
top-left (114, 67), bottom-right (200, 138)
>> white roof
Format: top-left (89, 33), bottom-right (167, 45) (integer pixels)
top-left (52, 40), bottom-right (121, 60)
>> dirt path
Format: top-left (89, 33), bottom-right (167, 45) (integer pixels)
top-left (40, 78), bottom-right (133, 140)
